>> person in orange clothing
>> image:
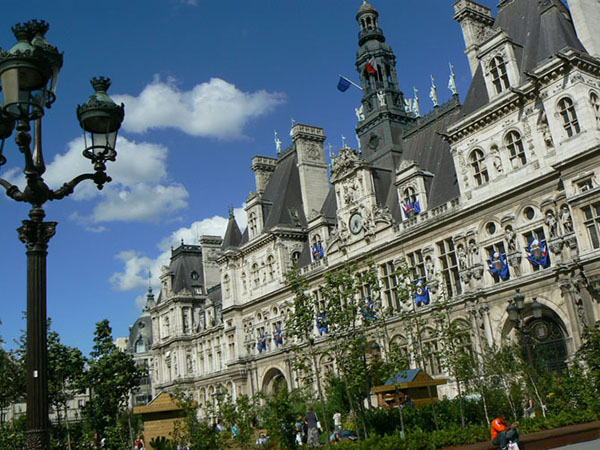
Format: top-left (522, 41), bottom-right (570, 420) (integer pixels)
top-left (491, 413), bottom-right (520, 449)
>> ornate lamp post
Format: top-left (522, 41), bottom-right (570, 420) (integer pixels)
top-left (506, 289), bottom-right (543, 382)
top-left (0, 20), bottom-right (124, 450)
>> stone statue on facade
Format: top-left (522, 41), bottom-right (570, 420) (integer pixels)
top-left (377, 90), bottom-right (386, 107)
top-left (545, 210), bottom-right (558, 238)
top-left (355, 104), bottom-right (365, 121)
top-left (505, 225), bottom-right (517, 252)
top-left (457, 245), bottom-right (468, 270)
top-left (559, 205), bottom-right (573, 235)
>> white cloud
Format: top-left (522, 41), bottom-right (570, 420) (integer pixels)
top-left (113, 76), bottom-right (285, 139)
top-left (110, 207), bottom-right (246, 294)
top-left (4, 136), bottom-right (189, 226)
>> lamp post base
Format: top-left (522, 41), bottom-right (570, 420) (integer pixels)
top-left (26, 429), bottom-right (50, 450)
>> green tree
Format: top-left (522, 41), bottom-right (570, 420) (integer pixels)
top-left (171, 388), bottom-right (225, 450)
top-left (284, 268), bottom-right (331, 441)
top-left (85, 319), bottom-right (146, 448)
top-left (0, 322), bottom-right (25, 426)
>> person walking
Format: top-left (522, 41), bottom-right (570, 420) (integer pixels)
top-left (523, 394), bottom-right (535, 418)
top-left (333, 410), bottom-right (342, 431)
top-left (306, 405), bottom-right (321, 448)
top-left (491, 413), bottom-right (520, 449)
top-left (133, 434), bottom-right (145, 450)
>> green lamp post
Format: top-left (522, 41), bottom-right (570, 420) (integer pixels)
top-left (0, 20), bottom-right (124, 450)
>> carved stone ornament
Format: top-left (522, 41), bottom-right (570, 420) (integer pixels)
top-left (305, 142), bottom-right (320, 161)
top-left (548, 237), bottom-right (564, 255)
top-left (471, 263), bottom-right (485, 280)
top-left (330, 147), bottom-right (362, 180)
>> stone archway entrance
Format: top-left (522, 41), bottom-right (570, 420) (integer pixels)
top-left (522, 315), bottom-right (568, 372)
top-left (261, 368), bottom-right (288, 395)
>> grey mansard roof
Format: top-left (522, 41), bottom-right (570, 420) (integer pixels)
top-left (463, 0), bottom-right (587, 115)
top-left (402, 100), bottom-right (462, 209)
top-left (261, 150), bottom-right (307, 230)
top-left (166, 245), bottom-right (205, 296)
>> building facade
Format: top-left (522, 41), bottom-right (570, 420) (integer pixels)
top-left (137, 0), bottom-right (600, 408)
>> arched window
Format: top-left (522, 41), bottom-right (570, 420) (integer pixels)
top-left (558, 97), bottom-right (580, 137)
top-left (241, 272), bottom-right (247, 292)
top-left (251, 263), bottom-right (260, 288)
top-left (505, 131), bottom-right (526, 167)
top-left (223, 274), bottom-right (230, 296)
top-left (135, 338), bottom-right (145, 353)
top-left (266, 255), bottom-right (275, 281)
top-left (469, 149), bottom-right (489, 186)
top-left (591, 92), bottom-right (600, 125)
top-left (489, 56), bottom-right (510, 94)
top-left (248, 212), bottom-right (257, 236)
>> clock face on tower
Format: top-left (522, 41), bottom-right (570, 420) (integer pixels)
top-left (349, 212), bottom-right (363, 234)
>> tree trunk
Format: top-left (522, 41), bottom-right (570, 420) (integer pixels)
top-left (308, 341), bottom-right (330, 447)
top-left (414, 317), bottom-right (440, 431)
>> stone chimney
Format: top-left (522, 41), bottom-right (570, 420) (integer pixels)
top-left (453, 0), bottom-right (495, 76)
top-left (291, 123), bottom-right (329, 220)
top-left (567, 0), bottom-right (600, 58)
top-left (251, 156), bottom-right (277, 193)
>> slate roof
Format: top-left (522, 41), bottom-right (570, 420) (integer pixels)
top-left (166, 244), bottom-right (205, 295)
top-left (401, 100), bottom-right (462, 210)
top-left (463, 0), bottom-right (586, 115)
top-left (261, 150), bottom-right (307, 230)
top-left (222, 211), bottom-right (242, 250)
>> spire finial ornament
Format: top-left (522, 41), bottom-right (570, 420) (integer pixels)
top-left (429, 75), bottom-right (439, 107)
top-left (228, 205), bottom-right (235, 218)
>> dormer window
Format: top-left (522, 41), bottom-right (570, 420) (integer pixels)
top-left (505, 131), bottom-right (526, 168)
top-left (248, 212), bottom-right (257, 236)
top-left (135, 338), bottom-right (145, 353)
top-left (401, 187), bottom-right (421, 219)
top-left (558, 97), bottom-right (580, 137)
top-left (469, 149), bottom-right (489, 186)
top-left (490, 56), bottom-right (510, 94)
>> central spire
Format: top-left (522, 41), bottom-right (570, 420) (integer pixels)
top-left (354, 1), bottom-right (414, 166)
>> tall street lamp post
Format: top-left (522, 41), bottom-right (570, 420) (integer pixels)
top-left (0, 20), bottom-right (124, 450)
top-left (506, 289), bottom-right (544, 382)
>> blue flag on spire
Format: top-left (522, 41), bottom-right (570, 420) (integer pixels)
top-left (337, 76), bottom-right (351, 92)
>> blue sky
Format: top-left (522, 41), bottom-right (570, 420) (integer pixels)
top-left (0, 0), bottom-right (500, 354)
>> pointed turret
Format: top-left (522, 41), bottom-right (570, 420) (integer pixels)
top-left (141, 271), bottom-right (155, 313)
top-left (222, 207), bottom-right (243, 250)
top-left (355, 1), bottom-right (416, 167)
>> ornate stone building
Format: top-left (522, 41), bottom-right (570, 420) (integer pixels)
top-left (137, 0), bottom-right (600, 407)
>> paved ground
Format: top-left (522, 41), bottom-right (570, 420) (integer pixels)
top-left (550, 438), bottom-right (600, 449)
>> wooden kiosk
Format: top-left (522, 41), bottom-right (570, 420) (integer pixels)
top-left (133, 392), bottom-right (187, 448)
top-left (371, 368), bottom-right (447, 408)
